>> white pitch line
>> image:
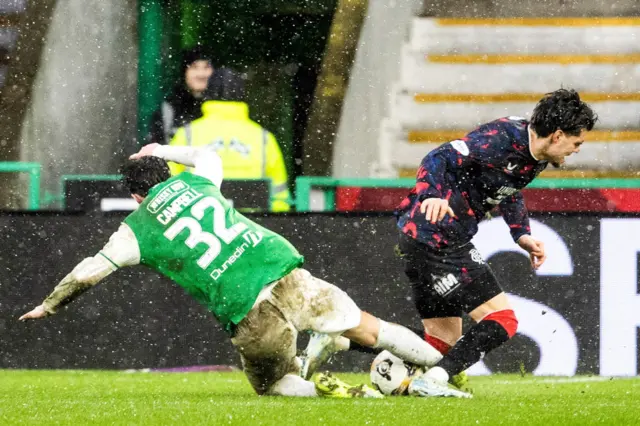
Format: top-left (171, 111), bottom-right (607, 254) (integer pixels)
top-left (493, 376), bottom-right (638, 385)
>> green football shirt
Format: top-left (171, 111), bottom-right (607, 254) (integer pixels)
top-left (124, 172), bottom-right (303, 331)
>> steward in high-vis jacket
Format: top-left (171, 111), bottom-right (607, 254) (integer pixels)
top-left (169, 100), bottom-right (291, 212)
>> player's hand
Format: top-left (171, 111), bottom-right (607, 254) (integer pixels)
top-left (420, 198), bottom-right (455, 224)
top-left (129, 143), bottom-right (160, 160)
top-left (19, 305), bottom-right (48, 321)
top-left (517, 235), bottom-right (546, 270)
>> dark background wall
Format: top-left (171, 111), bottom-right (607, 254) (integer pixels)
top-left (0, 213), bottom-right (613, 373)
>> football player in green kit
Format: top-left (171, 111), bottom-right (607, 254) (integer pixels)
top-left (20, 143), bottom-right (444, 398)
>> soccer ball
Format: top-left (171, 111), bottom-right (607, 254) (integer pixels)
top-left (370, 350), bottom-right (425, 395)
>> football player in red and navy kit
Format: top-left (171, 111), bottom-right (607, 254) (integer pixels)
top-left (397, 89), bottom-right (597, 396)
top-left (299, 89), bottom-right (597, 397)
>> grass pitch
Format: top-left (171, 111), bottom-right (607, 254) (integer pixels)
top-left (1, 370), bottom-right (639, 425)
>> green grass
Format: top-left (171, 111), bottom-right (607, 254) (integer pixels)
top-left (0, 370), bottom-right (639, 425)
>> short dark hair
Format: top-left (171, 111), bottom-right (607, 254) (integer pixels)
top-left (530, 89), bottom-right (598, 137)
top-left (121, 157), bottom-right (171, 197)
top-left (181, 46), bottom-right (212, 71)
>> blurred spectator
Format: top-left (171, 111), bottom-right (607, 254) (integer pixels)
top-left (147, 47), bottom-right (214, 144)
top-left (169, 86), bottom-right (292, 212)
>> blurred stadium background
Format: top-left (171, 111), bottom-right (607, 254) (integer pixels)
top-left (1, 0), bottom-right (640, 212)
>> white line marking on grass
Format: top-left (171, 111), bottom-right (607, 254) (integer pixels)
top-left (493, 376), bottom-right (638, 385)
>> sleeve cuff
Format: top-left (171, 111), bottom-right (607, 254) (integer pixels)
top-left (513, 231), bottom-right (531, 243)
top-left (42, 301), bottom-right (57, 315)
top-left (98, 252), bottom-right (120, 270)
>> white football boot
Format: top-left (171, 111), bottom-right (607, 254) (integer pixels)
top-left (299, 332), bottom-right (350, 380)
top-left (408, 367), bottom-right (473, 398)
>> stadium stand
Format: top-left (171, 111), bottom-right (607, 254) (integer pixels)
top-left (377, 17), bottom-right (640, 177)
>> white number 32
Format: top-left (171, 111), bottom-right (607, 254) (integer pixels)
top-left (163, 197), bottom-right (248, 269)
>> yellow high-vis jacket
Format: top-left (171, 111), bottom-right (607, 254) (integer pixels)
top-left (169, 101), bottom-right (291, 212)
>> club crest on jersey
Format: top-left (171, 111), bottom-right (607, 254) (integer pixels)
top-left (469, 248), bottom-right (485, 265)
top-left (450, 140), bottom-right (469, 156)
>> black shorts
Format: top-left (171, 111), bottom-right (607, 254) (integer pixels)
top-left (397, 233), bottom-right (503, 319)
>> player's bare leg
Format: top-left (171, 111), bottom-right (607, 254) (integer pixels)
top-left (417, 293), bottom-right (517, 389)
top-left (468, 293), bottom-right (512, 321)
top-left (421, 317), bottom-right (462, 347)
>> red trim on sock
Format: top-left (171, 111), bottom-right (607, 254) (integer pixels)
top-left (424, 333), bottom-right (452, 355)
top-left (484, 309), bottom-right (518, 338)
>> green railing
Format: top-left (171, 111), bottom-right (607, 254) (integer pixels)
top-left (4, 161), bottom-right (640, 212)
top-left (295, 177), bottom-right (416, 211)
top-left (294, 176), bottom-right (640, 212)
top-left (0, 162), bottom-right (42, 210)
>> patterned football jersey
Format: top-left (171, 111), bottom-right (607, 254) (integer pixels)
top-left (395, 117), bottom-right (548, 250)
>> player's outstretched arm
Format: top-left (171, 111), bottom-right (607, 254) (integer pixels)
top-left (18, 255), bottom-right (118, 321)
top-left (130, 143), bottom-right (223, 187)
top-left (19, 224), bottom-right (140, 322)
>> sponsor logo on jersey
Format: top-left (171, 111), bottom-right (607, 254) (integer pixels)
top-left (486, 186), bottom-right (518, 205)
top-left (450, 139), bottom-right (470, 156)
top-left (242, 230), bottom-right (263, 247)
top-left (210, 242), bottom-right (250, 281)
top-left (147, 180), bottom-right (191, 214)
top-left (210, 231), bottom-right (263, 281)
top-left (432, 273), bottom-right (461, 296)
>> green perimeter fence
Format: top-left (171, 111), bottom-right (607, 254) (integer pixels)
top-left (3, 162), bottom-right (640, 211)
top-left (294, 177), bottom-right (640, 211)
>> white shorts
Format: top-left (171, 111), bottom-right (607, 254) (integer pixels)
top-left (268, 268), bottom-right (362, 334)
top-left (231, 268), bottom-right (362, 394)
